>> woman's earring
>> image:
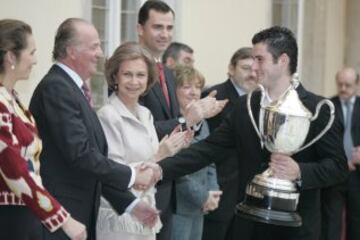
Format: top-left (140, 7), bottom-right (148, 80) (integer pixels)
top-left (113, 84), bottom-right (118, 91)
top-left (11, 65), bottom-right (15, 70)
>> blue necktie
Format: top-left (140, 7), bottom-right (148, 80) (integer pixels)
top-left (344, 100), bottom-right (353, 161)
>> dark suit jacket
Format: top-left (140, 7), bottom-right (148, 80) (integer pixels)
top-left (30, 65), bottom-right (135, 240)
top-left (159, 84), bottom-right (348, 240)
top-left (202, 79), bottom-right (240, 221)
top-left (331, 96), bottom-right (360, 146)
top-left (139, 65), bottom-right (180, 216)
top-left (321, 96), bottom-right (360, 240)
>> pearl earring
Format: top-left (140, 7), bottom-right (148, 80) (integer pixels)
top-left (10, 65), bottom-right (15, 70)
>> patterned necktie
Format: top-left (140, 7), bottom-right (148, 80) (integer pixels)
top-left (156, 63), bottom-right (170, 108)
top-left (344, 100), bottom-right (354, 161)
top-left (82, 83), bottom-right (93, 107)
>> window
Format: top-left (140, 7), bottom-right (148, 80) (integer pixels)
top-left (272, 0), bottom-right (304, 76)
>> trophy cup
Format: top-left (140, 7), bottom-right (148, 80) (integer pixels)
top-left (235, 77), bottom-right (335, 227)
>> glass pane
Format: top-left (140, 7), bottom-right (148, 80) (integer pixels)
top-left (121, 12), bottom-right (138, 42)
top-left (91, 73), bottom-right (107, 110)
top-left (272, 0), bottom-right (298, 37)
top-left (122, 0), bottom-right (139, 11)
top-left (93, 0), bottom-right (106, 7)
top-left (92, 8), bottom-right (106, 39)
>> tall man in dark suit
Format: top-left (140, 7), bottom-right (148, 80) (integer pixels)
top-left (321, 67), bottom-right (360, 240)
top-left (137, 1), bottom-right (227, 239)
top-left (30, 18), bottom-right (159, 240)
top-left (157, 26), bottom-right (349, 240)
top-left (201, 47), bottom-right (257, 240)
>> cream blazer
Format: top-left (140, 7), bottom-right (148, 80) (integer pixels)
top-left (96, 93), bottom-right (161, 236)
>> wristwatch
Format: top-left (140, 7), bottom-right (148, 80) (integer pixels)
top-left (178, 116), bottom-right (187, 131)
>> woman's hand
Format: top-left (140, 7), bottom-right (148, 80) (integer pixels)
top-left (154, 126), bottom-right (191, 161)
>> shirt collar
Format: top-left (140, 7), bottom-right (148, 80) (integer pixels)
top-left (56, 62), bottom-right (84, 89)
top-left (230, 78), bottom-right (247, 96)
top-left (341, 95), bottom-right (356, 105)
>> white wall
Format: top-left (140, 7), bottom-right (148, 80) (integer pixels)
top-left (175, 0), bottom-right (272, 86)
top-left (0, 0), bottom-right (89, 105)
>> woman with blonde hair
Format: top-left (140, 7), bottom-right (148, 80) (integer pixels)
top-left (171, 65), bottom-right (222, 240)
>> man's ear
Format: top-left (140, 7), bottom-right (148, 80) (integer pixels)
top-left (166, 57), bottom-right (176, 68)
top-left (66, 46), bottom-right (77, 60)
top-left (279, 53), bottom-right (289, 67)
top-left (228, 64), bottom-right (234, 78)
top-left (137, 24), bottom-right (144, 38)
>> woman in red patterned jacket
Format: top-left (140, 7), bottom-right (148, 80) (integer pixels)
top-left (0, 19), bottom-right (87, 240)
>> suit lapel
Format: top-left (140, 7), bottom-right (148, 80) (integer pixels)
top-left (351, 96), bottom-right (360, 132)
top-left (225, 79), bottom-right (241, 103)
top-left (152, 81), bottom-right (171, 118)
top-left (248, 90), bottom-right (271, 167)
top-left (52, 65), bottom-right (107, 152)
top-left (333, 97), bottom-right (344, 126)
top-left (164, 68), bottom-right (179, 117)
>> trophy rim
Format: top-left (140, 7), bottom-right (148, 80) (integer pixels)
top-left (236, 202), bottom-right (302, 227)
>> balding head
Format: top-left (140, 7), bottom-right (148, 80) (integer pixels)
top-left (336, 67), bottom-right (359, 101)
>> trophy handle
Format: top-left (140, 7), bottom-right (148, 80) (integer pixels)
top-left (294, 99), bottom-right (335, 153)
top-left (247, 84), bottom-right (265, 147)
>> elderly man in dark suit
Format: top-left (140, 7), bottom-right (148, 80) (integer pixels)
top-left (321, 67), bottom-right (360, 240)
top-left (137, 1), bottom-right (226, 240)
top-left (158, 26), bottom-right (348, 240)
top-left (201, 47), bottom-right (257, 240)
top-left (30, 18), bottom-right (159, 240)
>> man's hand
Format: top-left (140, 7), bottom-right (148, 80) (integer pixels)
top-left (269, 153), bottom-right (300, 181)
top-left (134, 162), bottom-right (163, 191)
top-left (62, 216), bottom-right (87, 240)
top-left (134, 164), bottom-right (155, 191)
top-left (130, 201), bottom-right (160, 228)
top-left (202, 190), bottom-right (222, 213)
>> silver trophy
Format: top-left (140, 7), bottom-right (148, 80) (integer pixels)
top-left (236, 77), bottom-right (335, 227)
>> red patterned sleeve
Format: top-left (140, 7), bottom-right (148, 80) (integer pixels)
top-left (0, 101), bottom-right (70, 232)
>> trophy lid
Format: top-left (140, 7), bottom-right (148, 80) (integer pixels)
top-left (265, 82), bottom-right (312, 118)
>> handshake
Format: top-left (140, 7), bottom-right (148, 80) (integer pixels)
top-left (133, 162), bottom-right (163, 191)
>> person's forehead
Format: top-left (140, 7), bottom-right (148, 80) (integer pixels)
top-left (253, 43), bottom-right (269, 54)
top-left (179, 50), bottom-right (193, 58)
top-left (147, 9), bottom-right (174, 23)
top-left (237, 58), bottom-right (254, 65)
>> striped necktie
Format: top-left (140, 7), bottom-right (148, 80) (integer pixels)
top-left (343, 100), bottom-right (354, 161)
top-left (82, 83), bottom-right (93, 108)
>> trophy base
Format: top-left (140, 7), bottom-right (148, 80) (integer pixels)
top-left (235, 203), bottom-right (302, 227)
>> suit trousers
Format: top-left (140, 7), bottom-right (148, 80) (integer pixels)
top-left (172, 214), bottom-right (204, 240)
top-left (0, 206), bottom-right (42, 240)
top-left (347, 172), bottom-right (360, 240)
top-left (202, 217), bottom-right (235, 240)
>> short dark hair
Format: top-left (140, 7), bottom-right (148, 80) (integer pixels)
top-left (138, 0), bottom-right (175, 25)
top-left (0, 19), bottom-right (32, 73)
top-left (52, 18), bottom-right (88, 61)
top-left (162, 42), bottom-right (193, 64)
top-left (105, 42), bottom-right (157, 95)
top-left (229, 47), bottom-right (253, 67)
top-left (252, 26), bottom-right (298, 74)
